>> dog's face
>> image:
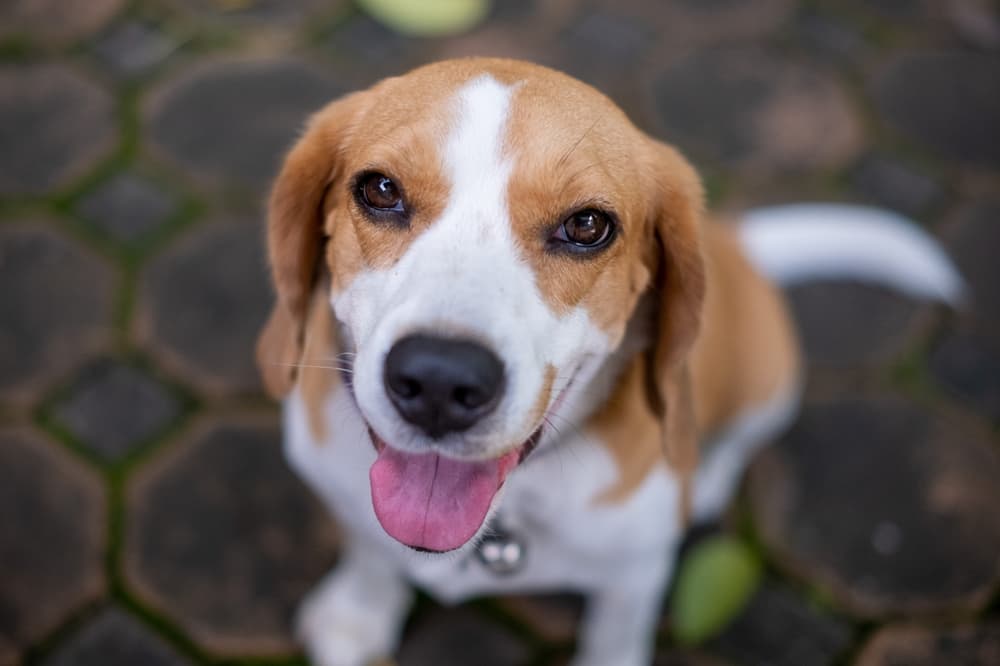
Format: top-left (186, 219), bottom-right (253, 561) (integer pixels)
top-left (258, 59), bottom-right (705, 553)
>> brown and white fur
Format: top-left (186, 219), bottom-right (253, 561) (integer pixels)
top-left (255, 59), bottom-right (963, 666)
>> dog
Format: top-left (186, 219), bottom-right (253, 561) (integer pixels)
top-left (255, 58), bottom-right (963, 666)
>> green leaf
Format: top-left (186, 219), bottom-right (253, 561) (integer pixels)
top-left (670, 534), bottom-right (762, 646)
top-left (355, 0), bottom-right (491, 37)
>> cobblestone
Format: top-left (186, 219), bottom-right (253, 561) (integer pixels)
top-left (0, 224), bottom-right (116, 408)
top-left (397, 607), bottom-right (532, 666)
top-left (166, 0), bottom-right (339, 26)
top-left (52, 360), bottom-right (181, 462)
top-left (0, 427), bottom-right (105, 658)
top-left (708, 584), bottom-right (852, 666)
top-left (749, 395), bottom-right (1000, 618)
top-left (91, 20), bottom-right (179, 80)
top-left (145, 57), bottom-right (341, 189)
top-left (0, 0), bottom-right (124, 46)
top-left (126, 415), bottom-right (338, 656)
top-left (136, 218), bottom-right (271, 396)
top-left (76, 171), bottom-right (179, 245)
top-left (651, 49), bottom-right (862, 173)
top-left (785, 283), bottom-right (929, 367)
top-left (849, 153), bottom-right (943, 216)
top-left (0, 65), bottom-right (116, 196)
top-left (873, 52), bottom-right (1000, 169)
top-left (854, 621), bottom-right (1000, 665)
top-left (43, 606), bottom-right (191, 666)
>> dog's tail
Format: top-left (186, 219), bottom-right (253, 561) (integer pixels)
top-left (737, 203), bottom-right (966, 306)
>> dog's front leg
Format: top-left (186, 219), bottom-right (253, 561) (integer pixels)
top-left (297, 536), bottom-right (413, 666)
top-left (572, 555), bottom-right (672, 666)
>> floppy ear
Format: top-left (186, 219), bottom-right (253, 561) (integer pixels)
top-left (256, 92), bottom-right (367, 399)
top-left (642, 139), bottom-right (707, 521)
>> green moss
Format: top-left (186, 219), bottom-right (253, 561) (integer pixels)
top-left (887, 331), bottom-right (950, 403)
top-left (301, 2), bottom-right (358, 47)
top-left (0, 36), bottom-right (34, 60)
top-left (701, 170), bottom-right (730, 209)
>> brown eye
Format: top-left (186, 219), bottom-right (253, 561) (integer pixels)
top-left (552, 209), bottom-right (615, 250)
top-left (358, 172), bottom-right (404, 212)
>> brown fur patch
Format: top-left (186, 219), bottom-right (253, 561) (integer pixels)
top-left (502, 70), bottom-right (656, 342)
top-left (688, 223), bottom-right (801, 436)
top-left (528, 364), bottom-right (557, 428)
top-left (589, 354), bottom-right (663, 504)
top-left (592, 220), bottom-right (801, 504)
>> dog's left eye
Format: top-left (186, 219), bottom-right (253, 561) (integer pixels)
top-left (357, 172), bottom-right (405, 213)
top-left (551, 209), bottom-right (616, 250)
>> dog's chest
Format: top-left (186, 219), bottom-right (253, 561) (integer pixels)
top-left (283, 387), bottom-right (680, 602)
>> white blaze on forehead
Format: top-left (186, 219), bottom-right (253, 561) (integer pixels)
top-left (334, 74), bottom-right (612, 456)
top-left (444, 75), bottom-right (514, 210)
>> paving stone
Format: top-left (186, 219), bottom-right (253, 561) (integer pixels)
top-left (586, 0), bottom-right (796, 43)
top-left (92, 20), bottom-right (179, 80)
top-left (0, 636), bottom-right (16, 666)
top-left (44, 606), bottom-right (190, 666)
top-left (873, 52), bottom-right (1000, 169)
top-left (137, 218), bottom-right (270, 396)
top-left (0, 224), bottom-right (116, 408)
top-left (928, 200), bottom-right (1000, 421)
top-left (0, 0), bottom-right (123, 46)
top-left (398, 606), bottom-right (532, 666)
top-left (785, 282), bottom-right (928, 367)
top-left (497, 593), bottom-right (583, 643)
top-left (76, 171), bottom-right (179, 244)
top-left (850, 153), bottom-right (943, 216)
top-left (791, 8), bottom-right (872, 68)
top-left (488, 0), bottom-right (538, 22)
top-left (930, 322), bottom-right (1000, 424)
top-left (0, 427), bottom-right (105, 656)
top-left (945, 0), bottom-right (1000, 50)
top-left (52, 360), bottom-right (181, 463)
top-left (854, 621), bottom-right (1000, 666)
top-left (325, 15), bottom-right (432, 87)
top-left (843, 0), bottom-right (929, 20)
top-left (749, 394), bottom-right (1000, 619)
top-left (941, 199), bottom-right (1000, 331)
top-left (126, 415), bottom-right (339, 655)
top-left (707, 584), bottom-right (853, 666)
top-left (654, 650), bottom-right (729, 666)
top-left (651, 49), bottom-right (862, 173)
top-left (145, 57), bottom-right (341, 189)
top-left (555, 8), bottom-right (652, 99)
top-left (167, 0), bottom-right (338, 25)
top-left (0, 64), bottom-right (117, 196)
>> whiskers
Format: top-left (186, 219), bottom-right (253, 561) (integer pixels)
top-left (265, 360), bottom-right (355, 374)
top-left (263, 352), bottom-right (357, 376)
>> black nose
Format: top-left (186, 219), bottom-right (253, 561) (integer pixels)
top-left (384, 335), bottom-right (504, 438)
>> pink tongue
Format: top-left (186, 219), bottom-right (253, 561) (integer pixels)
top-left (369, 444), bottom-right (518, 552)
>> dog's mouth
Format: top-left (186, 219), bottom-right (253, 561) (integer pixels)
top-left (367, 426), bottom-right (542, 553)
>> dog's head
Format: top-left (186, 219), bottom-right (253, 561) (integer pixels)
top-left (257, 59), bottom-right (705, 553)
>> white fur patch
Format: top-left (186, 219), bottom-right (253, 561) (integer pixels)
top-left (739, 203), bottom-right (966, 305)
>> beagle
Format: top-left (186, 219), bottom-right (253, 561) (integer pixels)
top-left (256, 59), bottom-right (963, 666)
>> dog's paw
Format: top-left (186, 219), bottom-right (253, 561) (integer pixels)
top-left (296, 588), bottom-right (397, 666)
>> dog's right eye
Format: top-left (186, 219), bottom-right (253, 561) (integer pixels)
top-left (357, 172), bottom-right (405, 214)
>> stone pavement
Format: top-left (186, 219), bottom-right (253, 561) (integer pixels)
top-left (1, 1), bottom-right (998, 664)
